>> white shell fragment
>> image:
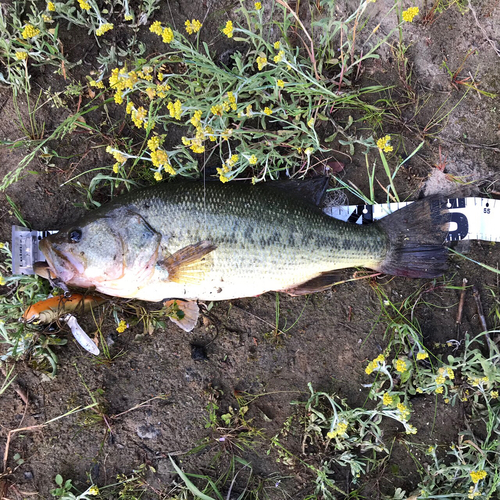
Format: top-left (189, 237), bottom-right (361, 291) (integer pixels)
top-left (62, 314), bottom-right (100, 355)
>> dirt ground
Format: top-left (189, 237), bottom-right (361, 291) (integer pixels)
top-left (1, 0), bottom-right (500, 498)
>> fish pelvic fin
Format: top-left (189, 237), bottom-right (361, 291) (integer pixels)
top-left (160, 240), bottom-right (217, 285)
top-left (375, 197), bottom-right (450, 278)
top-left (164, 299), bottom-right (199, 332)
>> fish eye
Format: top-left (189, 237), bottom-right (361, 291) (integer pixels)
top-left (69, 229), bottom-right (82, 243)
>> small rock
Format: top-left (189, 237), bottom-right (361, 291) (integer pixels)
top-left (136, 424), bottom-right (161, 439)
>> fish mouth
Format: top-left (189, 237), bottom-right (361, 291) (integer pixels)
top-left (39, 239), bottom-right (84, 284)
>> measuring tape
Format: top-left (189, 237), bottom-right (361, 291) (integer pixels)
top-left (11, 197), bottom-right (498, 275)
top-left (324, 197), bottom-right (499, 243)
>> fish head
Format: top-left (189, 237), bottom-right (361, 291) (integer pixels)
top-left (39, 208), bottom-right (162, 292)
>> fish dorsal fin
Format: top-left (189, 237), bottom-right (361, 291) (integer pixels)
top-left (164, 299), bottom-right (199, 331)
top-left (281, 271), bottom-right (338, 296)
top-left (262, 177), bottom-right (329, 207)
top-left (161, 240), bottom-right (217, 285)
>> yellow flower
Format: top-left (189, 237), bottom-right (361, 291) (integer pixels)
top-left (470, 470), bottom-right (487, 484)
top-left (114, 90), bottom-right (123, 104)
top-left (22, 24), bottom-right (41, 39)
top-left (162, 27), bottom-right (174, 43)
top-left (217, 167), bottom-right (230, 183)
top-left (222, 20), bottom-right (233, 38)
top-left (248, 154), bottom-right (258, 165)
top-left (96, 23), bottom-right (114, 36)
top-left (255, 2), bottom-right (262, 10)
top-left (491, 391), bottom-right (499, 399)
top-left (211, 104), bottom-right (223, 116)
top-left (228, 154), bottom-right (239, 166)
top-left (274, 41), bottom-right (280, 49)
top-left (277, 79), bottom-right (285, 88)
top-left (221, 128), bottom-right (233, 140)
top-left (42, 14), bottom-right (53, 22)
top-left (435, 386), bottom-right (444, 394)
top-left (377, 135), bottom-right (393, 153)
top-left (273, 50), bottom-right (285, 63)
top-left (397, 402), bottom-right (410, 420)
top-left (227, 91), bottom-right (237, 110)
top-left (327, 421), bottom-right (348, 439)
top-left (365, 354), bottom-right (385, 375)
top-left (148, 136), bottom-right (162, 151)
top-left (78, 0), bottom-right (90, 10)
top-left (15, 51), bottom-right (28, 61)
top-left (263, 107), bottom-right (272, 115)
top-left (131, 106), bottom-right (147, 128)
top-left (416, 351), bottom-right (428, 360)
top-left (89, 79), bottom-right (105, 89)
top-left (190, 109), bottom-right (203, 127)
top-left (0, 276), bottom-right (6, 286)
top-left (402, 6), bottom-right (419, 23)
top-left (47, 1), bottom-right (56, 11)
top-left (151, 149), bottom-right (169, 168)
top-left (256, 56), bottom-right (268, 71)
top-left (125, 14), bottom-right (133, 21)
top-left (185, 19), bottom-right (202, 34)
top-left (406, 424), bottom-right (417, 434)
top-left (145, 87), bottom-right (156, 99)
top-left (395, 358), bottom-right (408, 373)
top-left (154, 171), bottom-right (163, 181)
top-left (167, 99), bottom-right (182, 120)
top-left (156, 83), bottom-right (170, 97)
top-left (435, 375), bottom-right (446, 385)
top-left (245, 104), bottom-right (253, 117)
top-left (88, 485), bottom-right (99, 496)
top-left (116, 320), bottom-right (128, 333)
top-left (382, 393), bottom-right (393, 405)
top-left (150, 20), bottom-right (163, 35)
top-left (112, 163), bottom-right (120, 174)
top-left (447, 367), bottom-right (455, 380)
top-left (416, 387), bottom-right (423, 393)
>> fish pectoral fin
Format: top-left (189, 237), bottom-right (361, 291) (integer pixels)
top-left (282, 271), bottom-right (339, 296)
top-left (164, 299), bottom-right (199, 332)
top-left (160, 240), bottom-right (216, 285)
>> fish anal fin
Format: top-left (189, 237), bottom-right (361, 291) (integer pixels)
top-left (164, 299), bottom-right (199, 332)
top-left (282, 271), bottom-right (339, 296)
top-left (161, 240), bottom-right (216, 284)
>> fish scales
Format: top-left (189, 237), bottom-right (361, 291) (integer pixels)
top-left (40, 182), bottom-right (388, 302)
top-left (117, 182), bottom-right (387, 301)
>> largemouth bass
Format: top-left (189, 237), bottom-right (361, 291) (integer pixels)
top-left (38, 181), bottom-right (450, 331)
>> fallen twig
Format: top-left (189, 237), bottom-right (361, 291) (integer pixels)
top-left (456, 278), bottom-right (468, 325)
top-left (467, 0), bottom-right (500, 58)
top-left (472, 285), bottom-right (492, 348)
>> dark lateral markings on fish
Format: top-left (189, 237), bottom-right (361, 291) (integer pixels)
top-left (347, 198), bottom-right (469, 242)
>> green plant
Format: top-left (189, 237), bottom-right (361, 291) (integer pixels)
top-left (202, 387), bottom-right (265, 454)
top-left (169, 454), bottom-right (285, 500)
top-left (0, 243), bottom-right (64, 375)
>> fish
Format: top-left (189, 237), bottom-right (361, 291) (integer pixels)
top-left (37, 179), bottom-right (450, 331)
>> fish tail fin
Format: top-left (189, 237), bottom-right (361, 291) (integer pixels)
top-left (375, 197), bottom-right (450, 278)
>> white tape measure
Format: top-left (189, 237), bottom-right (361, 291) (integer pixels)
top-left (11, 197), bottom-right (498, 275)
top-left (324, 197), bottom-right (499, 243)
